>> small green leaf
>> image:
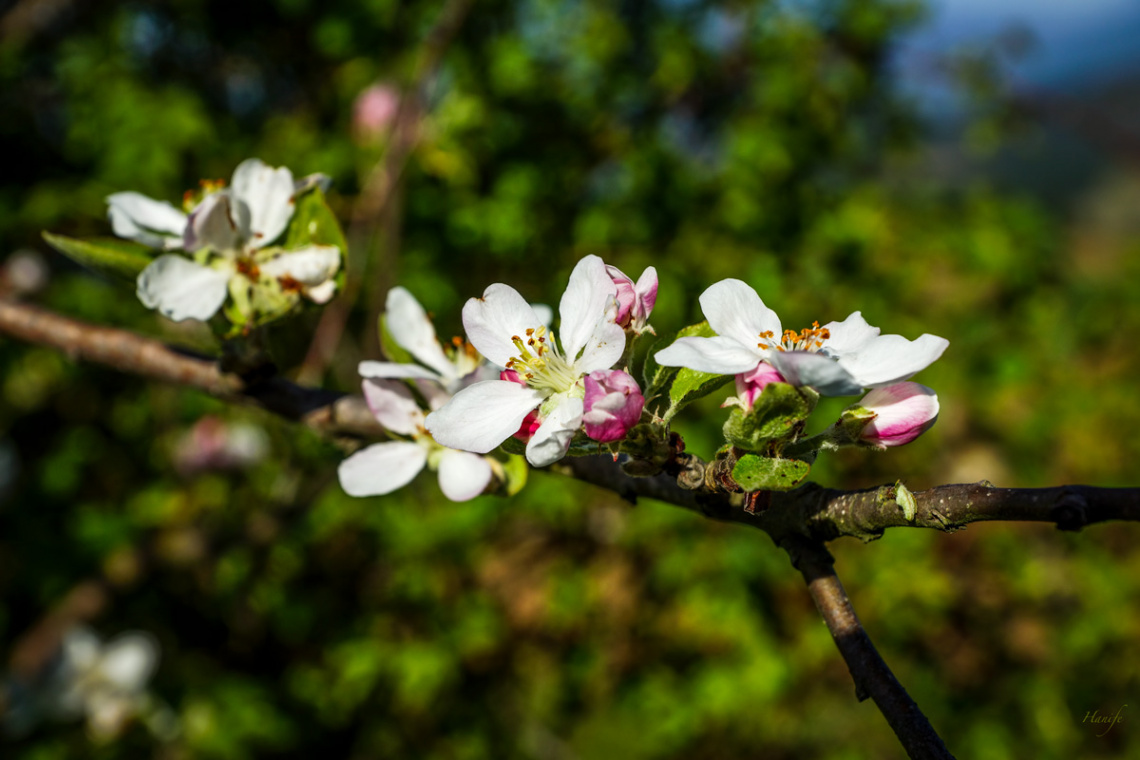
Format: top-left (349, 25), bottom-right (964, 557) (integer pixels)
top-left (722, 382), bottom-right (817, 451)
top-left (731, 454), bottom-right (810, 492)
top-left (42, 232), bottom-right (155, 281)
top-left (499, 435), bottom-right (527, 457)
top-left (502, 454), bottom-right (529, 496)
top-left (284, 187), bottom-right (348, 255)
top-left (665, 369), bottom-right (730, 421)
top-left (641, 331), bottom-right (679, 398)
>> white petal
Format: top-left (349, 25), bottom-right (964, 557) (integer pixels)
top-left (435, 449), bottom-right (493, 501)
top-left (230, 158), bottom-right (295, 248)
top-left (462, 284), bottom-right (544, 367)
top-left (654, 335), bottom-right (761, 374)
top-left (183, 192), bottom-right (241, 252)
top-left (362, 378), bottom-right (423, 434)
top-left (99, 633), bottom-right (159, 691)
top-left (305, 280), bottom-right (337, 304)
top-left (385, 287), bottom-right (456, 379)
top-left (821, 312), bottom-right (881, 358)
top-left (558, 255), bottom-right (618, 360)
top-left (838, 333), bottom-right (949, 388)
top-left (766, 351), bottom-right (863, 396)
top-left (260, 246), bottom-right (340, 286)
top-left (61, 626), bottom-right (101, 671)
top-left (358, 360), bottom-right (441, 382)
top-left (700, 279), bottom-right (782, 350)
top-left (425, 380), bottom-right (544, 453)
top-left (338, 441), bottom-right (427, 496)
top-left (107, 192), bottom-right (187, 249)
top-left (575, 319), bottom-right (626, 374)
top-left (532, 303), bottom-right (554, 328)
top-left (526, 396), bottom-right (583, 467)
top-left (136, 256), bottom-right (231, 321)
top-left (414, 378), bottom-right (452, 411)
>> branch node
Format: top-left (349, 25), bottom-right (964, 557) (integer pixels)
top-left (1051, 491), bottom-right (1089, 531)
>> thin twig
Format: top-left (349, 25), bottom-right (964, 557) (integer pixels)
top-left (297, 0), bottom-right (476, 384)
top-left (782, 537), bottom-right (956, 760)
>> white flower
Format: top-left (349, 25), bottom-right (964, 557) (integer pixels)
top-left (48, 626), bottom-right (159, 740)
top-left (425, 255), bottom-right (625, 467)
top-left (357, 287), bottom-right (490, 394)
top-left (337, 378), bottom-right (493, 501)
top-left (121, 159), bottom-right (341, 322)
top-left (655, 279), bottom-right (948, 396)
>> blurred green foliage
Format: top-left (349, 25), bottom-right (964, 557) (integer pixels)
top-left (3, 0), bottom-right (1140, 757)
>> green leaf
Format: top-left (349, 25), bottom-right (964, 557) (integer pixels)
top-left (42, 232), bottom-right (155, 281)
top-left (731, 454), bottom-right (810, 492)
top-left (284, 186), bottom-right (348, 255)
top-left (657, 321), bottom-right (731, 420)
top-left (722, 382), bottom-right (817, 451)
top-left (502, 454), bottom-right (529, 496)
top-left (641, 331), bottom-right (679, 398)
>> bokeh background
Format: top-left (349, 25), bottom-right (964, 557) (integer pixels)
top-left (2, 0), bottom-right (1140, 757)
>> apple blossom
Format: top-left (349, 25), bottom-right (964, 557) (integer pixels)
top-left (582, 369), bottom-right (646, 443)
top-left (655, 279), bottom-right (948, 396)
top-left (728, 362), bottom-right (787, 411)
top-left (853, 382), bottom-right (940, 448)
top-left (607, 264), bottom-right (657, 334)
top-left (337, 378), bottom-right (494, 502)
top-left (118, 158), bottom-right (342, 323)
top-left (358, 286), bottom-right (491, 394)
top-left (425, 255), bottom-right (626, 467)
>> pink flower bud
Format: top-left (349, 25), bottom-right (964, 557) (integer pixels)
top-left (582, 369), bottom-right (645, 443)
top-left (352, 83), bottom-right (400, 144)
top-left (733, 363), bottom-right (786, 410)
top-left (605, 264), bottom-right (657, 333)
top-left (857, 382), bottom-right (939, 448)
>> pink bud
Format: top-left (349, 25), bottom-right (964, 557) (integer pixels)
top-left (733, 363), bottom-right (786, 410)
top-left (857, 383), bottom-right (939, 448)
top-left (605, 264), bottom-right (657, 333)
top-left (352, 84), bottom-right (400, 144)
top-left (582, 369), bottom-right (645, 443)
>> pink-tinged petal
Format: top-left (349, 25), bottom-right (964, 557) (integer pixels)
top-left (575, 319), bottom-right (626, 374)
top-left (858, 383), bottom-right (940, 447)
top-left (559, 255), bottom-right (618, 360)
top-left (837, 333), bottom-right (949, 388)
top-left (526, 396), bottom-right (584, 467)
top-left (654, 335), bottom-right (761, 374)
top-left (136, 256), bottom-right (231, 322)
top-left (583, 370), bottom-right (645, 442)
top-left (700, 279), bottom-right (781, 351)
top-left (361, 378), bottom-right (423, 434)
top-left (260, 246), bottom-right (340, 286)
top-left (183, 192), bottom-right (241, 252)
top-left (462, 284), bottom-right (544, 367)
top-left (435, 449), bottom-right (494, 501)
top-left (230, 158), bottom-right (295, 248)
top-left (338, 441), bottom-right (427, 496)
top-left (765, 351), bottom-right (862, 396)
top-left (385, 287), bottom-right (455, 379)
top-left (820, 312), bottom-right (880, 358)
top-left (733, 363), bottom-right (786, 409)
top-left (426, 380), bottom-right (545, 453)
top-left (99, 633), bottom-right (159, 691)
top-left (634, 266), bottom-right (658, 322)
top-left (605, 264), bottom-right (637, 325)
top-left (513, 410), bottom-right (542, 441)
top-left (359, 360), bottom-right (440, 382)
top-left (106, 192), bottom-right (187, 249)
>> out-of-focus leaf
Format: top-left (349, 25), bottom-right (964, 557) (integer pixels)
top-left (42, 232), bottom-right (154, 281)
top-left (731, 454), bottom-right (810, 491)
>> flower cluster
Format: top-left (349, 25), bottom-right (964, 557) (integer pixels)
top-left (337, 287), bottom-right (501, 502)
top-left (108, 158), bottom-right (341, 325)
top-left (424, 255), bottom-right (655, 467)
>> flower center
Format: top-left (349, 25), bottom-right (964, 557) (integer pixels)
top-left (757, 321), bottom-right (830, 353)
top-left (505, 326), bottom-right (578, 394)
